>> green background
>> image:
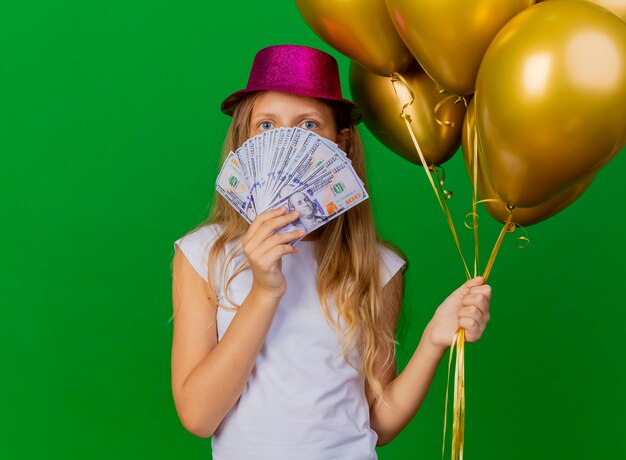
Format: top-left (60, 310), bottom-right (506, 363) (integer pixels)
top-left (2, 1), bottom-right (625, 458)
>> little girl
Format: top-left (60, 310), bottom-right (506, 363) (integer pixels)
top-left (171, 44), bottom-right (491, 460)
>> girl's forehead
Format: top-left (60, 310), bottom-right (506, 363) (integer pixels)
top-left (251, 91), bottom-right (330, 115)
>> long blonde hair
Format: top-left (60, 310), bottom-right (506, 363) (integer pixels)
top-left (181, 92), bottom-right (407, 407)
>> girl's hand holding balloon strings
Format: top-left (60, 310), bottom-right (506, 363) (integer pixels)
top-left (426, 276), bottom-right (492, 350)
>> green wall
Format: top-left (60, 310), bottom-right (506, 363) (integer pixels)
top-left (2, 1), bottom-right (624, 458)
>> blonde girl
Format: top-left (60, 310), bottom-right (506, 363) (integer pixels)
top-left (171, 44), bottom-right (491, 460)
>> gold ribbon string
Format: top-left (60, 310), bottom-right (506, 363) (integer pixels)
top-left (455, 328), bottom-right (465, 460)
top-left (469, 199), bottom-right (531, 249)
top-left (389, 72), bottom-right (471, 460)
top-left (483, 206), bottom-right (516, 282)
top-left (442, 208), bottom-right (520, 459)
top-left (390, 72), bottom-right (471, 280)
top-left (438, 161), bottom-right (469, 459)
top-left (441, 110), bottom-right (479, 460)
top-left (431, 165), bottom-right (454, 200)
top-left (471, 123), bottom-right (480, 279)
top-left (442, 327), bottom-right (466, 460)
top-left (514, 224), bottom-right (531, 249)
top-left (463, 212), bottom-right (479, 230)
top-left (433, 91), bottom-right (468, 127)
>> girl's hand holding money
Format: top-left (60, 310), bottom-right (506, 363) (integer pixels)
top-left (242, 206), bottom-right (305, 299)
top-left (425, 276), bottom-right (492, 351)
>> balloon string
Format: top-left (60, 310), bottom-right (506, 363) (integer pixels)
top-left (462, 122), bottom-right (481, 278)
top-left (390, 72), bottom-right (471, 460)
top-left (458, 327), bottom-right (465, 460)
top-left (442, 327), bottom-right (466, 460)
top-left (433, 92), bottom-right (468, 127)
top-left (442, 122), bottom-right (487, 460)
top-left (390, 71), bottom-right (471, 280)
top-left (515, 224), bottom-right (531, 249)
top-left (483, 206), bottom-right (516, 282)
top-left (431, 165), bottom-right (454, 200)
top-left (471, 123), bottom-right (480, 278)
top-left (443, 122), bottom-right (521, 460)
top-left (391, 73), bottom-right (476, 460)
top-left (445, 140), bottom-right (514, 460)
top-left (433, 95), bottom-right (457, 127)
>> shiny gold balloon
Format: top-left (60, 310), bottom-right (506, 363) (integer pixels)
top-left (385, 0), bottom-right (534, 95)
top-left (475, 0), bottom-right (626, 208)
top-left (295, 0), bottom-right (413, 76)
top-left (538, 0), bottom-right (626, 22)
top-left (349, 60), bottom-right (466, 166)
top-left (462, 100), bottom-right (595, 226)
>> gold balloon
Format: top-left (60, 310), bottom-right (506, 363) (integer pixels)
top-left (475, 0), bottom-right (626, 208)
top-left (295, 0), bottom-right (413, 76)
top-left (385, 0), bottom-right (534, 95)
top-left (462, 100), bottom-right (595, 226)
top-left (349, 60), bottom-right (466, 166)
top-left (538, 0), bottom-right (626, 22)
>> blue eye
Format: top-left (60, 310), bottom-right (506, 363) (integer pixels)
top-left (301, 120), bottom-right (319, 130)
top-left (259, 121), bottom-right (273, 130)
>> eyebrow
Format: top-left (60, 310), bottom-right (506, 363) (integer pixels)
top-left (251, 111), bottom-right (325, 119)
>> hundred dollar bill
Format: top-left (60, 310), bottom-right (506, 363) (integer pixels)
top-left (272, 149), bottom-right (351, 204)
top-left (248, 127), bottom-right (350, 211)
top-left (267, 136), bottom-right (341, 207)
top-left (264, 128), bottom-right (289, 205)
top-left (272, 159), bottom-right (369, 242)
top-left (271, 130), bottom-right (342, 203)
top-left (265, 128), bottom-right (312, 207)
top-left (215, 151), bottom-right (256, 223)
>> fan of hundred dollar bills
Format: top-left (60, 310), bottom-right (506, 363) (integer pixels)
top-left (216, 127), bottom-right (369, 244)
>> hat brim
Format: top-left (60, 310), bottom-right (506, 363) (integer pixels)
top-left (221, 86), bottom-right (363, 125)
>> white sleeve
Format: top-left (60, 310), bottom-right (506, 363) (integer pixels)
top-left (378, 243), bottom-right (407, 287)
top-left (173, 224), bottom-right (222, 285)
